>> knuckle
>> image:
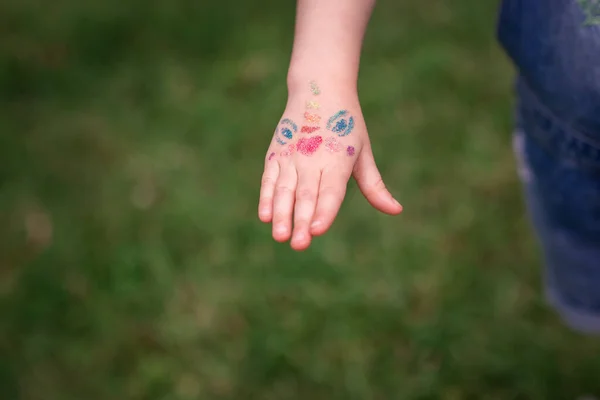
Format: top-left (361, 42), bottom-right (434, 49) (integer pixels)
top-left (258, 198), bottom-right (272, 207)
top-left (272, 211), bottom-right (290, 223)
top-left (296, 188), bottom-right (316, 201)
top-left (363, 178), bottom-right (385, 194)
top-left (294, 221), bottom-right (310, 231)
top-left (274, 185), bottom-right (294, 196)
top-left (373, 178), bottom-right (386, 191)
top-left (261, 175), bottom-right (275, 186)
top-left (320, 185), bottom-right (345, 198)
top-left (294, 216), bottom-right (310, 226)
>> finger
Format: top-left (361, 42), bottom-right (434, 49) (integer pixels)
top-left (272, 165), bottom-right (298, 242)
top-left (310, 167), bottom-right (352, 237)
top-left (353, 147), bottom-right (403, 215)
top-left (258, 155), bottom-right (280, 223)
top-left (291, 169), bottom-right (321, 251)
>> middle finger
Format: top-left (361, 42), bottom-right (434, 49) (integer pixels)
top-left (272, 165), bottom-right (298, 242)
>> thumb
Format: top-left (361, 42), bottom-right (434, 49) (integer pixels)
top-left (353, 145), bottom-right (403, 215)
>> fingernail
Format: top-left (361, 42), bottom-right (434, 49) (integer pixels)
top-left (275, 224), bottom-right (287, 235)
top-left (294, 232), bottom-right (306, 242)
top-left (310, 220), bottom-right (322, 229)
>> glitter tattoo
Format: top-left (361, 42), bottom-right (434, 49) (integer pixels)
top-left (306, 101), bottom-right (320, 110)
top-left (309, 80), bottom-right (320, 95)
top-left (301, 84), bottom-right (322, 139)
top-left (347, 146), bottom-right (355, 157)
top-left (268, 152), bottom-right (276, 161)
top-left (296, 136), bottom-right (323, 156)
top-left (301, 126), bottom-right (320, 134)
top-left (327, 110), bottom-right (355, 137)
top-left (303, 112), bottom-right (321, 124)
top-left (275, 118), bottom-right (298, 145)
top-left (325, 137), bottom-right (344, 153)
top-left (281, 143), bottom-right (295, 157)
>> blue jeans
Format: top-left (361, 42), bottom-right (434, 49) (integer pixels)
top-left (514, 78), bottom-right (600, 334)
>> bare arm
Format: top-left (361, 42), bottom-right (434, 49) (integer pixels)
top-left (287, 0), bottom-right (376, 93)
top-left (259, 0), bottom-right (401, 251)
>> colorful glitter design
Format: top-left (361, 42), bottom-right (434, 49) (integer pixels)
top-left (301, 126), bottom-right (320, 134)
top-left (281, 143), bottom-right (295, 157)
top-left (309, 81), bottom-right (320, 95)
top-left (304, 112), bottom-right (321, 123)
top-left (334, 119), bottom-right (347, 132)
top-left (296, 136), bottom-right (323, 156)
top-left (281, 128), bottom-right (293, 139)
top-left (281, 118), bottom-right (298, 131)
top-left (328, 110), bottom-right (347, 123)
top-left (268, 152), bottom-right (276, 160)
top-left (275, 118), bottom-right (298, 145)
top-left (306, 101), bottom-right (320, 110)
top-left (324, 137), bottom-right (343, 153)
top-left (326, 110), bottom-right (355, 137)
top-left (347, 146), bottom-right (355, 156)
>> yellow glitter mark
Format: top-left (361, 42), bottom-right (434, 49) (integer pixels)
top-left (306, 101), bottom-right (320, 110)
top-left (304, 112), bottom-right (321, 123)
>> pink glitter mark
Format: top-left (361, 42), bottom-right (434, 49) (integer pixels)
top-left (281, 144), bottom-right (295, 157)
top-left (325, 137), bottom-right (343, 153)
top-left (297, 136), bottom-right (323, 156)
top-left (268, 152), bottom-right (276, 161)
top-left (303, 112), bottom-right (321, 123)
top-left (301, 126), bottom-right (320, 134)
top-left (347, 146), bottom-right (355, 156)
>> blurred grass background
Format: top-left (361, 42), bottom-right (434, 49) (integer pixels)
top-left (2, 0), bottom-right (600, 399)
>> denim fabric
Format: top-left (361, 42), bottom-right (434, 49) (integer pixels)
top-left (498, 0), bottom-right (600, 138)
top-left (498, 0), bottom-right (600, 333)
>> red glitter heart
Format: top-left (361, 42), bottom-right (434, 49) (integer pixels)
top-left (301, 126), bottom-right (320, 134)
top-left (296, 136), bottom-right (323, 156)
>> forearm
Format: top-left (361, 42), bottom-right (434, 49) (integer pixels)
top-left (287, 0), bottom-right (376, 94)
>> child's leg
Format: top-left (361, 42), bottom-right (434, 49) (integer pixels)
top-left (514, 80), bottom-right (600, 334)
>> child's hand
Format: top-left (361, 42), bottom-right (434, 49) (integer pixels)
top-left (258, 82), bottom-right (402, 251)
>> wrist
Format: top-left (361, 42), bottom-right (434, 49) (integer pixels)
top-left (286, 69), bottom-right (358, 99)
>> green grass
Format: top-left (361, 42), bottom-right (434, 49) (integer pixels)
top-left (2, 0), bottom-right (600, 399)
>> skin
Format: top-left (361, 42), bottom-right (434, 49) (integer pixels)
top-left (258, 0), bottom-right (402, 251)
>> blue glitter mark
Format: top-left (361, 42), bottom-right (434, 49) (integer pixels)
top-left (327, 110), bottom-right (355, 137)
top-left (275, 118), bottom-right (298, 145)
top-left (326, 110), bottom-right (347, 130)
top-left (281, 118), bottom-right (298, 132)
top-left (344, 117), bottom-right (355, 136)
top-left (333, 119), bottom-right (347, 133)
